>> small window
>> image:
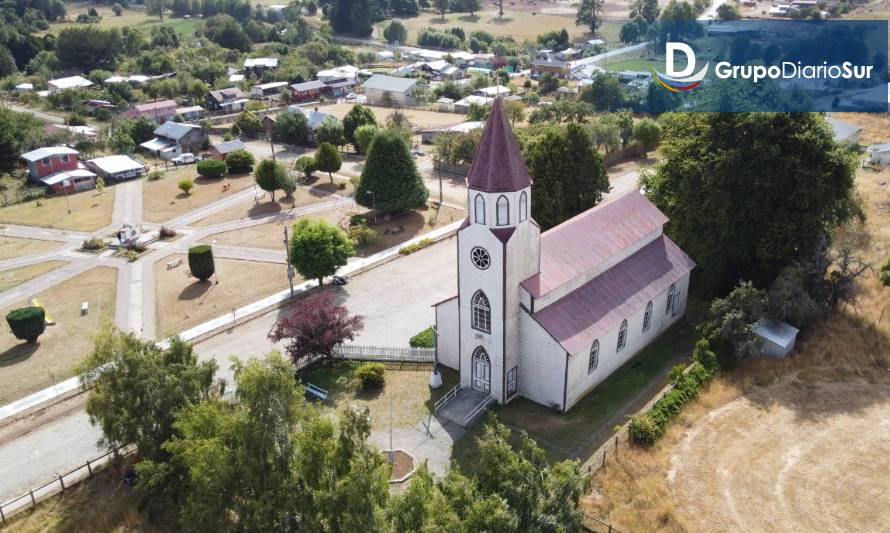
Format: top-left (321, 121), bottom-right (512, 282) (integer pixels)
top-left (471, 290), bottom-right (491, 333)
top-left (474, 194), bottom-right (486, 224)
top-left (665, 284), bottom-right (675, 316)
top-left (470, 247), bottom-right (490, 270)
top-left (61, 154), bottom-right (69, 162)
top-left (506, 367), bottom-right (518, 396)
top-left (41, 158), bottom-right (49, 165)
top-left (519, 191), bottom-right (528, 222)
top-left (642, 301), bottom-right (653, 332)
top-left (617, 320), bottom-right (628, 351)
top-left (588, 340), bottom-right (599, 373)
top-left (496, 195), bottom-right (509, 226)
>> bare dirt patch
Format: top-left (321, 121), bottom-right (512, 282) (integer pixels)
top-left (0, 237), bottom-right (62, 261)
top-left (142, 168), bottom-right (258, 224)
top-left (0, 267), bottom-right (117, 405)
top-left (321, 103), bottom-right (467, 131)
top-left (0, 189), bottom-right (114, 232)
top-left (153, 254), bottom-right (290, 337)
top-left (0, 261), bottom-right (67, 292)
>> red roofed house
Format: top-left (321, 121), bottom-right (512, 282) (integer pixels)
top-left (21, 146), bottom-right (96, 193)
top-left (433, 99), bottom-right (695, 419)
top-left (124, 99), bottom-right (178, 124)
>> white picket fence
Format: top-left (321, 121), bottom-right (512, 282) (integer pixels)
top-left (332, 344), bottom-right (435, 363)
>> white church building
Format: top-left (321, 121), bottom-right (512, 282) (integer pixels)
top-left (434, 99), bottom-right (696, 412)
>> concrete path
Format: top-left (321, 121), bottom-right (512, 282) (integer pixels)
top-left (370, 415), bottom-right (466, 480)
top-left (1, 224), bottom-right (89, 242)
top-left (606, 171), bottom-right (641, 200)
top-left (108, 179), bottom-right (143, 230)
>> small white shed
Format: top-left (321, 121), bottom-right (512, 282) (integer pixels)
top-left (754, 318), bottom-right (799, 358)
top-left (866, 142), bottom-right (890, 166)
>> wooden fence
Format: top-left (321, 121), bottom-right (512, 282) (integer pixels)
top-left (332, 344), bottom-right (435, 363)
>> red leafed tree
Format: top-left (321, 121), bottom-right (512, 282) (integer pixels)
top-left (270, 290), bottom-right (364, 367)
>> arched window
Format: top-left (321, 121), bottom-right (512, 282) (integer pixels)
top-left (519, 191), bottom-right (528, 222)
top-left (665, 284), bottom-right (675, 316)
top-left (642, 301), bottom-right (653, 332)
top-left (471, 290), bottom-right (491, 333)
top-left (588, 340), bottom-right (599, 374)
top-left (496, 195), bottom-right (509, 226)
top-left (617, 320), bottom-right (628, 351)
top-left (474, 194), bottom-right (486, 224)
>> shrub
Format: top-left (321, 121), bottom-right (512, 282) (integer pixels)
top-left (349, 214), bottom-right (369, 227)
top-left (81, 237), bottom-right (107, 251)
top-left (188, 245), bottom-right (215, 281)
top-left (409, 327), bottom-right (434, 348)
top-left (355, 362), bottom-right (385, 390)
top-left (197, 159), bottom-right (227, 179)
top-left (880, 257), bottom-right (890, 287)
top-left (159, 226), bottom-right (177, 239)
top-left (178, 178), bottom-right (194, 195)
top-left (125, 241), bottom-right (147, 253)
top-left (627, 413), bottom-right (660, 446)
top-left (112, 2), bottom-right (123, 15)
top-left (225, 149), bottom-right (255, 174)
top-left (146, 170), bottom-right (163, 181)
top-left (399, 238), bottom-right (434, 255)
top-left (6, 306), bottom-right (46, 343)
top-left (347, 224), bottom-right (377, 245)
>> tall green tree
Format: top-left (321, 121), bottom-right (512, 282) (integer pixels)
top-left (288, 218), bottom-right (354, 285)
top-left (314, 142), bottom-right (342, 182)
top-left (255, 158), bottom-right (287, 201)
top-left (273, 110), bottom-right (311, 145)
top-left (643, 112), bottom-right (858, 295)
top-left (383, 20), bottom-right (408, 44)
top-left (315, 116), bottom-right (345, 147)
top-left (630, 0), bottom-right (660, 22)
top-left (355, 130), bottom-right (428, 214)
top-left (55, 26), bottom-right (123, 70)
top-left (576, 0), bottom-right (605, 33)
top-left (522, 123), bottom-right (610, 230)
top-left (342, 104), bottom-right (377, 151)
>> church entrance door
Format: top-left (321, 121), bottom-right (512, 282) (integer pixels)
top-left (472, 347), bottom-right (490, 393)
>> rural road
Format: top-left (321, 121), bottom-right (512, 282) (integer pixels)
top-left (4, 103), bottom-right (64, 124)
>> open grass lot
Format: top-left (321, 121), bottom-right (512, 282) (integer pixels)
top-left (153, 254), bottom-right (290, 338)
top-left (42, 3), bottom-right (200, 36)
top-left (193, 178), bottom-right (351, 227)
top-left (142, 167), bottom-right (258, 225)
top-left (0, 267), bottom-right (116, 405)
top-left (0, 189), bottom-right (114, 232)
top-left (320, 103), bottom-right (468, 131)
top-left (0, 237), bottom-right (61, 261)
top-left (300, 361), bottom-right (459, 431)
top-left (834, 112), bottom-right (890, 146)
top-left (0, 261), bottom-right (67, 293)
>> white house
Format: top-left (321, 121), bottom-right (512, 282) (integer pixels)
top-left (867, 142), bottom-right (890, 166)
top-left (361, 75), bottom-right (418, 106)
top-left (434, 99), bottom-right (695, 414)
top-left (47, 76), bottom-right (93, 92)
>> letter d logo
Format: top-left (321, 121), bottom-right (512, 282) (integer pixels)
top-left (666, 42), bottom-right (696, 78)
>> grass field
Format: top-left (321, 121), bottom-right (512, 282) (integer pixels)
top-left (142, 167), bottom-right (258, 225)
top-left (0, 237), bottom-right (61, 261)
top-left (153, 254), bottom-right (290, 338)
top-left (0, 261), bottom-right (67, 293)
top-left (0, 266), bottom-right (117, 405)
top-left (43, 3), bottom-right (200, 36)
top-left (0, 188), bottom-right (114, 232)
top-left (300, 361), bottom-right (459, 431)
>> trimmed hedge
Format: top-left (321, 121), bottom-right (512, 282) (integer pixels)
top-left (355, 362), bottom-right (386, 390)
top-left (6, 306), bottom-right (46, 343)
top-left (225, 149), bottom-right (255, 174)
top-left (410, 327), bottom-right (435, 348)
top-left (197, 159), bottom-right (227, 179)
top-left (188, 245), bottom-right (215, 281)
top-left (399, 238), bottom-right (434, 255)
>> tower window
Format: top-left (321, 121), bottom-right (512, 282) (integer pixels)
top-left (617, 320), bottom-right (628, 351)
top-left (588, 340), bottom-right (599, 373)
top-left (643, 301), bottom-right (653, 332)
top-left (471, 290), bottom-right (491, 333)
top-left (471, 247), bottom-right (490, 269)
top-left (519, 191), bottom-right (528, 222)
top-left (474, 194), bottom-right (485, 224)
top-left (496, 195), bottom-right (509, 226)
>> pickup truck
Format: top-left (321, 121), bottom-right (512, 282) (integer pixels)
top-left (171, 153), bottom-right (199, 165)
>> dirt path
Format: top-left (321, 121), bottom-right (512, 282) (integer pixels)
top-left (668, 377), bottom-right (890, 532)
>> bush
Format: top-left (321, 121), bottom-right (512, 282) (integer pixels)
top-left (146, 170), bottom-right (163, 181)
top-left (178, 178), bottom-right (194, 195)
top-left (399, 238), bottom-right (434, 255)
top-left (6, 306), bottom-right (46, 343)
top-left (347, 224), bottom-right (377, 245)
top-left (188, 244), bottom-right (215, 281)
top-left (349, 214), bottom-right (369, 227)
top-left (225, 149), bottom-right (255, 174)
top-left (880, 257), bottom-right (890, 287)
top-left (159, 226), bottom-right (177, 239)
top-left (197, 159), bottom-right (227, 179)
top-left (112, 2), bottom-right (123, 15)
top-left (355, 362), bottom-right (385, 390)
top-left (627, 413), bottom-right (660, 446)
top-left (409, 327), bottom-right (434, 348)
top-left (81, 237), bottom-right (107, 251)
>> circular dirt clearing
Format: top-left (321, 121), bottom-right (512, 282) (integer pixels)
top-left (668, 378), bottom-right (890, 532)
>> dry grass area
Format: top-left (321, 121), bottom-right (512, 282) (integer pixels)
top-left (0, 236), bottom-right (61, 260)
top-left (193, 179), bottom-right (351, 227)
top-left (321, 103), bottom-right (466, 131)
top-left (0, 267), bottom-right (117, 405)
top-left (0, 189), bottom-right (114, 232)
top-left (153, 254), bottom-right (290, 337)
top-left (0, 261), bottom-right (67, 292)
top-left (834, 112), bottom-right (890, 146)
top-left (383, 10), bottom-right (583, 43)
top-left (142, 168), bottom-right (258, 224)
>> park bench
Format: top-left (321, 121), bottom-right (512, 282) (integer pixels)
top-left (81, 301), bottom-right (89, 315)
top-left (254, 192), bottom-right (265, 204)
top-left (166, 258), bottom-right (182, 270)
top-left (305, 383), bottom-right (329, 403)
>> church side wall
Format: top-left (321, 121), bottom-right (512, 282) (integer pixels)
top-left (434, 298), bottom-right (460, 370)
top-left (518, 309), bottom-right (567, 410)
top-left (503, 216), bottom-right (540, 402)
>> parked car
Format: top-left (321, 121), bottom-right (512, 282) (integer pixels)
top-left (171, 153), bottom-right (199, 165)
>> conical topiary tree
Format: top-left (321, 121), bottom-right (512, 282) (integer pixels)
top-left (188, 245), bottom-right (215, 281)
top-left (355, 129), bottom-right (428, 215)
top-left (6, 306), bottom-right (46, 343)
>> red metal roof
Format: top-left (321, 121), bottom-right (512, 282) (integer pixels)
top-left (533, 235), bottom-right (695, 355)
top-left (521, 192), bottom-right (669, 298)
top-left (466, 98), bottom-right (532, 193)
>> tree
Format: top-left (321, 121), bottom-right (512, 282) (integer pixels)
top-left (630, 0), bottom-right (660, 22)
top-left (95, 177), bottom-right (105, 197)
top-left (178, 178), bottom-right (194, 195)
top-left (880, 258), bottom-right (890, 287)
top-left (354, 124), bottom-right (379, 155)
top-left (109, 132), bottom-right (135, 154)
top-left (111, 2), bottom-right (123, 15)
top-left (202, 14), bottom-right (252, 51)
top-left (717, 3), bottom-right (741, 20)
top-left (225, 149), bottom-right (255, 173)
top-left (504, 101), bottom-right (525, 127)
top-left (616, 109), bottom-right (634, 147)
top-left (767, 264), bottom-right (819, 328)
top-left (434, 0), bottom-right (449, 20)
top-left (6, 307), bottom-right (46, 343)
top-left (619, 21), bottom-right (640, 44)
top-left (234, 110), bottom-right (263, 136)
top-left (385, 110), bottom-right (413, 144)
top-left (273, 110), bottom-right (310, 145)
top-left (356, 130), bottom-right (428, 214)
top-left (701, 281), bottom-right (766, 361)
top-left (383, 20), bottom-right (408, 44)
top-left (287, 218), bottom-right (355, 286)
top-left (197, 159), bottom-right (227, 178)
top-left (523, 123), bottom-right (610, 230)
top-left (314, 142), bottom-right (342, 182)
top-left (537, 73), bottom-right (560, 94)
top-left (330, 0), bottom-right (374, 36)
top-left (55, 26), bottom-right (123, 71)
top-left (255, 159), bottom-right (287, 201)
top-left (642, 113), bottom-right (858, 296)
top-left (576, 0), bottom-right (605, 33)
top-left (463, 0), bottom-right (482, 16)
top-left (188, 244), bottom-right (215, 280)
top-left (315, 117), bottom-right (345, 147)
top-left (270, 289), bottom-right (363, 365)
top-left (579, 73), bottom-right (626, 112)
top-left (146, 0), bottom-right (168, 19)
top-left (342, 104), bottom-right (377, 151)
top-left (633, 117), bottom-right (662, 152)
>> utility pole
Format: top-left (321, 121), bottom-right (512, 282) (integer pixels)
top-left (284, 225), bottom-right (294, 296)
top-left (267, 121), bottom-right (276, 161)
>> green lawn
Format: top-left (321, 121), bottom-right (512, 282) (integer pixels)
top-left (452, 300), bottom-right (706, 474)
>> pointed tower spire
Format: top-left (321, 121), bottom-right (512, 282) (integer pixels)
top-left (466, 98), bottom-right (532, 193)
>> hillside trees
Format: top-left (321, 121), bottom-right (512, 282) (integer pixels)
top-left (330, 0), bottom-right (374, 36)
top-left (55, 26), bottom-right (123, 70)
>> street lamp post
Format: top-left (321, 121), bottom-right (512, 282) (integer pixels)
top-left (284, 225), bottom-right (294, 296)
